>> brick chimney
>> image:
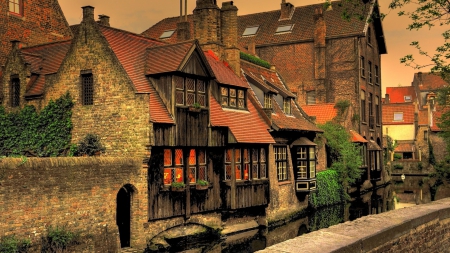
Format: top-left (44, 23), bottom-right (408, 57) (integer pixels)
top-left (385, 94), bottom-right (390, 104)
top-left (82, 6), bottom-right (95, 22)
top-left (177, 0), bottom-right (191, 41)
top-left (280, 0), bottom-right (295, 20)
top-left (248, 40), bottom-right (256, 55)
top-left (193, 0), bottom-right (221, 50)
top-left (221, 1), bottom-right (240, 76)
top-left (98, 15), bottom-right (110, 26)
top-left (314, 6), bottom-right (327, 103)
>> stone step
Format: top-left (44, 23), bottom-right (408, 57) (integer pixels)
top-left (120, 247), bottom-right (141, 253)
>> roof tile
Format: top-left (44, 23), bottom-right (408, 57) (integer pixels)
top-left (302, 103), bottom-right (337, 124)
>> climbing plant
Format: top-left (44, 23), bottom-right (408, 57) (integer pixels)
top-left (309, 170), bottom-right (345, 209)
top-left (0, 93), bottom-right (74, 157)
top-left (318, 122), bottom-right (362, 196)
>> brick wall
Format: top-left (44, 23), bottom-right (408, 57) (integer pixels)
top-left (0, 0), bottom-right (72, 66)
top-left (0, 157), bottom-right (148, 252)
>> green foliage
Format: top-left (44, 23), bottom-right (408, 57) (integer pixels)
top-left (0, 235), bottom-right (31, 253)
top-left (239, 52), bottom-right (271, 69)
top-left (334, 100), bottom-right (350, 122)
top-left (418, 162), bottom-right (423, 170)
top-left (196, 179), bottom-right (209, 186)
top-left (41, 226), bottom-right (80, 253)
top-left (309, 170), bottom-right (345, 209)
top-left (318, 122), bottom-right (362, 192)
top-left (393, 164), bottom-right (404, 170)
top-left (76, 134), bottom-right (105, 156)
top-left (308, 204), bottom-right (345, 232)
top-left (171, 182), bottom-right (185, 189)
top-left (393, 153), bottom-right (402, 161)
top-left (0, 93), bottom-right (74, 157)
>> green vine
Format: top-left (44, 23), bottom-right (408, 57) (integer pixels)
top-left (334, 100), bottom-right (350, 122)
top-left (41, 226), bottom-right (80, 253)
top-left (309, 170), bottom-right (345, 209)
top-left (0, 93), bottom-right (74, 157)
top-left (240, 52), bottom-right (271, 69)
top-left (0, 235), bottom-right (31, 253)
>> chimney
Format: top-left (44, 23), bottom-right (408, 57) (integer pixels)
top-left (82, 6), bottom-right (95, 22)
top-left (193, 0), bottom-right (221, 52)
top-left (314, 7), bottom-right (326, 79)
top-left (280, 1), bottom-right (295, 20)
top-left (221, 1), bottom-right (240, 76)
top-left (385, 94), bottom-right (390, 104)
top-left (177, 0), bottom-right (191, 41)
top-left (248, 40), bottom-right (256, 55)
top-left (418, 72), bottom-right (423, 86)
top-left (11, 40), bottom-right (20, 50)
top-left (98, 15), bottom-right (110, 27)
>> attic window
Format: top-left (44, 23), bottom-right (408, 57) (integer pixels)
top-left (221, 86), bottom-right (246, 109)
top-left (160, 30), bottom-right (175, 39)
top-left (283, 98), bottom-right (291, 115)
top-left (404, 96), bottom-right (411, 102)
top-left (276, 24), bottom-right (294, 34)
top-left (242, 26), bottom-right (259, 36)
top-left (394, 112), bottom-right (403, 121)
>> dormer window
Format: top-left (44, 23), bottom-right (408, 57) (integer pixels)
top-left (264, 93), bottom-right (272, 109)
top-left (10, 76), bottom-right (20, 107)
top-left (276, 24), bottom-right (294, 34)
top-left (175, 76), bottom-right (207, 107)
top-left (283, 98), bottom-right (291, 114)
top-left (9, 0), bottom-right (22, 15)
top-left (160, 30), bottom-right (176, 39)
top-left (394, 112), bottom-right (403, 121)
top-left (404, 96), bottom-right (411, 102)
top-left (242, 26), bottom-right (259, 36)
top-left (221, 86), bottom-right (246, 109)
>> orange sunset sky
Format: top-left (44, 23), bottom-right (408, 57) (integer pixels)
top-left (58, 0), bottom-right (447, 96)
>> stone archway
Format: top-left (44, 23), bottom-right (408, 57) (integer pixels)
top-left (116, 184), bottom-right (134, 248)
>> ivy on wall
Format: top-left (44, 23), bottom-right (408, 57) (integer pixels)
top-left (0, 93), bottom-right (74, 157)
top-left (309, 170), bottom-right (345, 209)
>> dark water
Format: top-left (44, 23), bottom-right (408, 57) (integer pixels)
top-left (167, 185), bottom-right (395, 253)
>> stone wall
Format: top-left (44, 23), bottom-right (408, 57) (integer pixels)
top-left (0, 157), bottom-right (148, 252)
top-left (260, 198), bottom-right (450, 253)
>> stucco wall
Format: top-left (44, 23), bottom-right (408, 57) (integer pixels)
top-left (383, 124), bottom-right (415, 141)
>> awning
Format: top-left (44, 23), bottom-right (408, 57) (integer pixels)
top-left (290, 137), bottom-right (316, 148)
top-left (368, 140), bottom-right (382, 151)
top-left (350, 130), bottom-right (368, 143)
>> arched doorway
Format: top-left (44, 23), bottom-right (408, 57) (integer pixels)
top-left (117, 185), bottom-right (132, 248)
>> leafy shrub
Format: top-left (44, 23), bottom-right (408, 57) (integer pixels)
top-left (393, 153), bottom-right (402, 160)
top-left (309, 170), bottom-right (345, 209)
top-left (171, 182), bottom-right (185, 189)
top-left (0, 235), bottom-right (30, 253)
top-left (393, 164), bottom-right (404, 170)
top-left (77, 134), bottom-right (105, 156)
top-left (239, 52), bottom-right (271, 69)
top-left (0, 93), bottom-right (73, 157)
top-left (41, 226), bottom-right (80, 253)
top-left (308, 204), bottom-right (344, 232)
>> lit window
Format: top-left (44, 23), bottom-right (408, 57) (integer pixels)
top-left (221, 86), bottom-right (246, 109)
top-left (276, 24), bottom-right (294, 33)
top-left (175, 76), bottom-right (207, 107)
top-left (163, 148), bottom-right (207, 185)
top-left (264, 93), bottom-right (272, 109)
top-left (404, 96), bottom-right (411, 102)
top-left (81, 73), bottom-right (93, 106)
top-left (9, 0), bottom-right (21, 15)
top-left (283, 98), bottom-right (291, 114)
top-left (225, 148), bottom-right (266, 181)
top-left (394, 112), bottom-right (403, 121)
top-left (160, 30), bottom-right (175, 39)
top-left (242, 26), bottom-right (259, 36)
top-left (10, 76), bottom-right (20, 107)
top-left (275, 146), bottom-right (288, 181)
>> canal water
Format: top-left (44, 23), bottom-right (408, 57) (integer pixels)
top-left (164, 177), bottom-right (450, 253)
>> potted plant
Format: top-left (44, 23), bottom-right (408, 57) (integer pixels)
top-left (170, 182), bottom-right (186, 192)
top-left (196, 179), bottom-right (209, 190)
top-left (189, 102), bottom-right (202, 112)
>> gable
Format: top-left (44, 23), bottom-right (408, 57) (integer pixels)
top-left (181, 50), bottom-right (208, 77)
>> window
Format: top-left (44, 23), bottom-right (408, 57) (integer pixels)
top-left (81, 73), bottom-right (93, 105)
top-left (160, 30), bottom-right (175, 39)
top-left (361, 90), bottom-right (366, 122)
top-left (275, 146), bottom-right (288, 181)
top-left (404, 96), bottom-right (411, 102)
top-left (293, 146), bottom-right (316, 180)
top-left (10, 77), bottom-right (20, 107)
top-left (283, 98), bottom-right (291, 114)
top-left (225, 148), bottom-right (266, 181)
top-left (276, 24), bottom-right (294, 33)
top-left (264, 93), bottom-right (272, 109)
top-left (242, 26), bottom-right (259, 36)
top-left (375, 96), bottom-right (380, 125)
top-left (394, 112), bottom-right (403, 121)
top-left (367, 27), bottom-right (371, 44)
top-left (9, 0), bottom-right (21, 15)
top-left (424, 130), bottom-right (428, 141)
top-left (368, 61), bottom-right (372, 84)
top-left (360, 144), bottom-right (367, 167)
top-left (375, 65), bottom-right (379, 85)
top-left (306, 91), bottom-right (316, 105)
top-left (163, 148), bottom-right (207, 185)
top-left (360, 56), bottom-right (365, 77)
top-left (175, 76), bottom-right (207, 107)
top-left (221, 86), bottom-right (246, 109)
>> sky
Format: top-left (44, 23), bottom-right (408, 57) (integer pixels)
top-left (58, 0), bottom-right (448, 95)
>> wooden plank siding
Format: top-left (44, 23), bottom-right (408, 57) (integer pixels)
top-left (175, 108), bottom-right (209, 146)
top-left (223, 181), bottom-right (270, 209)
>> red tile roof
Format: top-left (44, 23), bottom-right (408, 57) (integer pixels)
top-left (142, 15), bottom-right (194, 44)
top-left (350, 130), bottom-right (368, 143)
top-left (395, 142), bottom-right (414, 152)
top-left (302, 103), bottom-right (337, 124)
top-left (204, 50), bottom-right (248, 88)
top-left (99, 26), bottom-right (174, 124)
top-left (209, 96), bottom-right (274, 144)
top-left (413, 72), bottom-right (449, 91)
top-left (382, 103), bottom-right (415, 125)
top-left (418, 109), bottom-right (428, 126)
top-left (145, 41), bottom-right (195, 75)
top-left (385, 86), bottom-right (416, 104)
